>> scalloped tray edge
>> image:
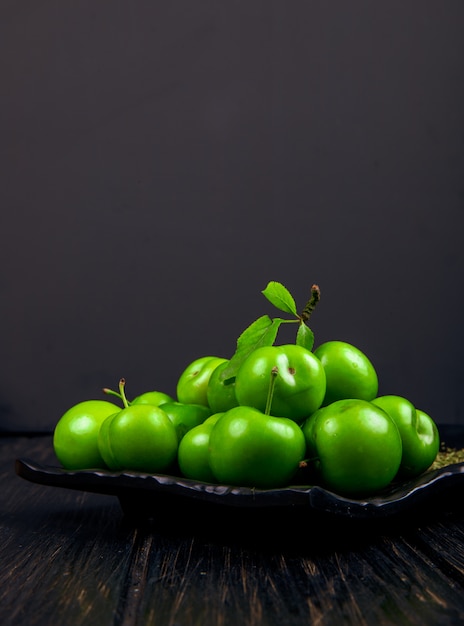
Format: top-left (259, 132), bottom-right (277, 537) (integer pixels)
top-left (15, 458), bottom-right (464, 520)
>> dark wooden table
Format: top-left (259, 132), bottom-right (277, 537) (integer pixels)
top-left (2, 432), bottom-right (464, 626)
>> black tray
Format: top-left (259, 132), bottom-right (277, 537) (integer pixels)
top-left (15, 457), bottom-right (464, 524)
top-left (14, 425), bottom-right (464, 525)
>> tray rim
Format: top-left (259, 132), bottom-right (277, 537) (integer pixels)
top-left (15, 456), bottom-right (464, 520)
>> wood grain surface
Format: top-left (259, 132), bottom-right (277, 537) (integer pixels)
top-left (1, 436), bottom-right (464, 626)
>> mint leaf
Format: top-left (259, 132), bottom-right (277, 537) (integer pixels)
top-left (262, 281), bottom-right (298, 316)
top-left (220, 315), bottom-right (283, 382)
top-left (296, 322), bottom-right (315, 351)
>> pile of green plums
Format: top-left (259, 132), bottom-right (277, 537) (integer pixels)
top-left (53, 341), bottom-right (440, 497)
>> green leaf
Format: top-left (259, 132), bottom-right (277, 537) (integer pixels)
top-left (220, 315), bottom-right (283, 382)
top-left (296, 322), bottom-right (315, 351)
top-left (262, 281), bottom-right (298, 316)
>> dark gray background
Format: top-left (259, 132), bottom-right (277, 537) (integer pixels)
top-left (1, 1), bottom-right (463, 432)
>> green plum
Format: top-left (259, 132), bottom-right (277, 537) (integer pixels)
top-left (53, 400), bottom-right (120, 470)
top-left (131, 390), bottom-right (174, 406)
top-left (176, 356), bottom-right (227, 406)
top-left (208, 406), bottom-right (307, 488)
top-left (160, 401), bottom-right (212, 441)
top-left (313, 341), bottom-right (378, 406)
top-left (97, 380), bottom-right (178, 473)
top-left (206, 360), bottom-right (239, 413)
top-left (234, 344), bottom-right (326, 421)
top-left (177, 413), bottom-right (224, 482)
top-left (371, 395), bottom-right (440, 478)
top-left (302, 399), bottom-right (403, 496)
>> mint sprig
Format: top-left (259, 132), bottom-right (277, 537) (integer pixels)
top-left (220, 281), bottom-right (320, 383)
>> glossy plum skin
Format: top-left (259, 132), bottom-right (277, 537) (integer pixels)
top-left (234, 344), bottom-right (326, 422)
top-left (313, 341), bottom-right (378, 406)
top-left (176, 356), bottom-right (227, 406)
top-left (177, 414), bottom-right (223, 483)
top-left (160, 401), bottom-right (212, 441)
top-left (302, 399), bottom-right (403, 496)
top-left (131, 391), bottom-right (174, 406)
top-left (97, 404), bottom-right (178, 473)
top-left (206, 361), bottom-right (239, 413)
top-left (208, 406), bottom-right (307, 488)
top-left (372, 395), bottom-right (440, 478)
top-left (53, 400), bottom-right (121, 470)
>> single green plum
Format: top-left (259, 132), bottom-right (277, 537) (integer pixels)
top-left (208, 406), bottom-right (307, 488)
top-left (53, 400), bottom-right (120, 470)
top-left (160, 401), bottom-right (212, 441)
top-left (131, 390), bottom-right (174, 406)
top-left (176, 356), bottom-right (227, 406)
top-left (313, 341), bottom-right (378, 406)
top-left (302, 399), bottom-right (403, 496)
top-left (371, 395), bottom-right (440, 478)
top-left (206, 360), bottom-right (239, 413)
top-left (177, 413), bottom-right (224, 482)
top-left (234, 344), bottom-right (326, 422)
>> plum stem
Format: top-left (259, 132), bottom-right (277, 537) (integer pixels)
top-left (264, 367), bottom-right (279, 416)
top-left (119, 378), bottom-right (130, 409)
top-left (102, 387), bottom-right (123, 401)
top-left (300, 284), bottom-right (321, 322)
